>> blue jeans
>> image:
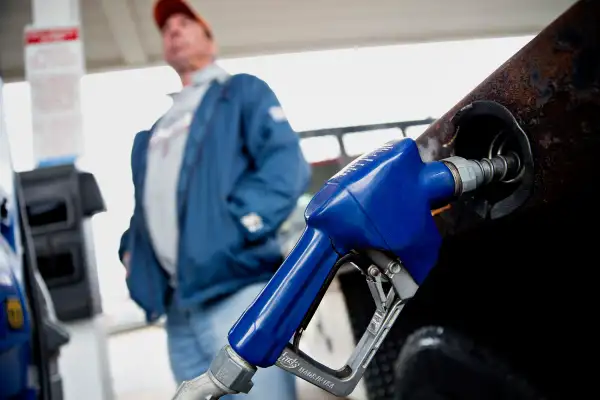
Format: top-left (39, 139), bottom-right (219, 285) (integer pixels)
top-left (165, 282), bottom-right (297, 400)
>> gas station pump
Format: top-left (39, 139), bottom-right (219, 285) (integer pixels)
top-left (15, 162), bottom-right (110, 400)
top-left (0, 71), bottom-right (106, 399)
top-left (18, 164), bottom-right (106, 323)
top-left (0, 172), bottom-right (33, 398)
top-left (0, 72), bottom-right (37, 399)
top-left (0, 75), bottom-right (70, 399)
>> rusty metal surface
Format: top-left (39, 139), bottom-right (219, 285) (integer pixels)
top-left (347, 3), bottom-right (600, 399)
top-left (417, 0), bottom-right (600, 211)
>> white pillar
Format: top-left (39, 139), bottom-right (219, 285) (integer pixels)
top-left (32, 0), bottom-right (81, 27)
top-left (25, 1), bottom-right (115, 399)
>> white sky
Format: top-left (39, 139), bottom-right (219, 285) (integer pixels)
top-left (1, 35), bottom-right (534, 317)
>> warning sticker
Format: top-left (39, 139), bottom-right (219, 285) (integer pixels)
top-left (24, 25), bottom-right (85, 162)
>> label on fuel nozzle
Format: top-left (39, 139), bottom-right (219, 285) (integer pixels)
top-left (331, 142), bottom-right (397, 183)
top-left (367, 310), bottom-right (385, 335)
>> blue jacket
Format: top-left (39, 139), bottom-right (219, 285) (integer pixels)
top-left (119, 73), bottom-right (311, 322)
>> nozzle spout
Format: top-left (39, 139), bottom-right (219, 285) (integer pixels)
top-left (171, 346), bottom-right (257, 400)
top-left (442, 152), bottom-right (521, 195)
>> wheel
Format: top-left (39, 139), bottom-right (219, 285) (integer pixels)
top-left (393, 326), bottom-right (544, 400)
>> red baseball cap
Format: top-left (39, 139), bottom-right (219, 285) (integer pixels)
top-left (153, 0), bottom-right (213, 38)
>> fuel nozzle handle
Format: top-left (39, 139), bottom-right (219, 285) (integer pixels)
top-left (442, 151), bottom-right (521, 196)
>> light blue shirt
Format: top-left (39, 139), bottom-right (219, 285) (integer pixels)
top-left (143, 64), bottom-right (230, 283)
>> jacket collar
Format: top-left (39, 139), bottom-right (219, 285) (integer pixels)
top-left (191, 63), bottom-right (230, 86)
top-left (168, 63), bottom-right (230, 99)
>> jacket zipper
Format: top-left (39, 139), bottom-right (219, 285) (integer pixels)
top-left (175, 80), bottom-right (231, 305)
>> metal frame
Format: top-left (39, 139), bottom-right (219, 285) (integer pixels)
top-left (297, 118), bottom-right (436, 197)
top-left (299, 118), bottom-right (436, 169)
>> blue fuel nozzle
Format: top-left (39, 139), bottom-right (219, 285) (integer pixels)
top-left (173, 138), bottom-right (522, 399)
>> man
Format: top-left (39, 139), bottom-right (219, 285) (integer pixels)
top-left (118, 1), bottom-right (310, 398)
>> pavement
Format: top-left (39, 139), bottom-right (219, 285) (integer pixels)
top-left (104, 278), bottom-right (364, 400)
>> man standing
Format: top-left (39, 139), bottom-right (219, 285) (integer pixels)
top-left (119, 1), bottom-right (310, 398)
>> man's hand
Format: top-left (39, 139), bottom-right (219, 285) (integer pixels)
top-left (122, 251), bottom-right (131, 277)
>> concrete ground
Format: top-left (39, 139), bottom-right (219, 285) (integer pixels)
top-left (107, 325), bottom-right (340, 400)
top-left (103, 278), bottom-right (365, 400)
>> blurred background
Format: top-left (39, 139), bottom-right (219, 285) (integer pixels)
top-left (4, 33), bottom-right (537, 323)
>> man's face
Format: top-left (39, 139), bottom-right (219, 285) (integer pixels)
top-left (161, 13), bottom-right (215, 71)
